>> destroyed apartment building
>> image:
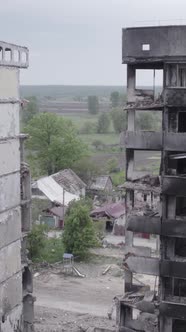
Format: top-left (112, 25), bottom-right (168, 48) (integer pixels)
top-left (117, 25), bottom-right (186, 332)
top-left (0, 43), bottom-right (34, 331)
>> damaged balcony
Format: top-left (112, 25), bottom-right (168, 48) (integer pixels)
top-left (126, 88), bottom-right (164, 111)
top-left (127, 215), bottom-right (186, 238)
top-left (125, 131), bottom-right (162, 150)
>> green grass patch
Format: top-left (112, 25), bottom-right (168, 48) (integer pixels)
top-left (111, 170), bottom-right (125, 186)
top-left (62, 113), bottom-right (99, 130)
top-left (39, 237), bottom-right (64, 263)
top-left (79, 133), bottom-right (119, 147)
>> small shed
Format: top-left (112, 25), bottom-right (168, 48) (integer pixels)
top-left (90, 202), bottom-right (125, 235)
top-left (89, 176), bottom-right (113, 192)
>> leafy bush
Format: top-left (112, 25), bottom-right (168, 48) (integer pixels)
top-left (111, 108), bottom-right (127, 133)
top-left (63, 199), bottom-right (97, 259)
top-left (28, 224), bottom-right (47, 260)
top-left (28, 224), bottom-right (64, 263)
top-left (97, 113), bottom-right (110, 133)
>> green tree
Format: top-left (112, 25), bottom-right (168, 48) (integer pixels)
top-left (110, 91), bottom-right (120, 108)
top-left (28, 224), bottom-right (46, 260)
top-left (106, 157), bottom-right (118, 173)
top-left (88, 96), bottom-right (99, 114)
top-left (97, 113), bottom-right (110, 133)
top-left (63, 199), bottom-right (96, 258)
top-left (25, 112), bottom-right (87, 176)
top-left (73, 157), bottom-right (101, 184)
top-left (21, 96), bottom-right (39, 126)
top-left (111, 108), bottom-right (127, 133)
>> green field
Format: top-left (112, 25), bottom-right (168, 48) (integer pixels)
top-left (79, 133), bottom-right (119, 147)
top-left (22, 85), bottom-right (161, 185)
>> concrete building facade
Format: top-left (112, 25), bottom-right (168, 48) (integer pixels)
top-left (119, 26), bottom-right (186, 332)
top-left (0, 42), bottom-right (34, 331)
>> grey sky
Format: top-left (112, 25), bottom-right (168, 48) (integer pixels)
top-left (1, 0), bottom-right (186, 85)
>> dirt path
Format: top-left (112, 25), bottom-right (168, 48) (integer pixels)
top-left (34, 267), bottom-right (123, 318)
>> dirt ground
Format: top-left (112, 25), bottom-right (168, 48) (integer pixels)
top-left (34, 246), bottom-right (157, 331)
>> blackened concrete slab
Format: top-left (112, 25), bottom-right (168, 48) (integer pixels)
top-left (162, 176), bottom-right (186, 195)
top-left (164, 133), bottom-right (186, 151)
top-left (127, 216), bottom-right (161, 235)
top-left (122, 26), bottom-right (186, 64)
top-left (125, 131), bottom-right (162, 150)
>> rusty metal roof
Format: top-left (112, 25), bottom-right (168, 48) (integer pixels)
top-left (91, 202), bottom-right (125, 219)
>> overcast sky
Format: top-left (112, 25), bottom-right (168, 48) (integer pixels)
top-left (1, 0), bottom-right (186, 85)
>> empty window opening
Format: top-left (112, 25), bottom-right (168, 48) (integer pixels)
top-left (14, 50), bottom-right (19, 62)
top-left (135, 69), bottom-right (163, 98)
top-left (22, 267), bottom-right (32, 293)
top-left (134, 150), bottom-right (161, 174)
top-left (175, 238), bottom-right (186, 257)
top-left (163, 277), bottom-right (173, 298)
top-left (142, 44), bottom-right (150, 51)
top-left (173, 319), bottom-right (186, 332)
top-left (178, 112), bottom-right (186, 133)
top-left (176, 197), bottom-right (186, 217)
top-left (4, 48), bottom-right (11, 61)
top-left (177, 158), bottom-right (186, 175)
top-left (21, 52), bottom-right (27, 63)
top-left (168, 153), bottom-right (186, 176)
top-left (179, 67), bottom-right (186, 87)
top-left (144, 194), bottom-right (147, 202)
top-left (136, 110), bottom-right (162, 131)
top-left (168, 111), bottom-right (178, 133)
top-left (174, 278), bottom-right (186, 297)
top-left (106, 220), bottom-right (113, 233)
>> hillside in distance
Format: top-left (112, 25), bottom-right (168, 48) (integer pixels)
top-left (20, 85), bottom-right (125, 100)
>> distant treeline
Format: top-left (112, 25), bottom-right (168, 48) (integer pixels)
top-left (20, 85), bottom-right (162, 100)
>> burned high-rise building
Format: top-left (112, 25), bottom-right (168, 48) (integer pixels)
top-left (118, 25), bottom-right (186, 332)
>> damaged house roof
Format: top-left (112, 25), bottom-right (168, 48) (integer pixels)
top-left (52, 168), bottom-right (86, 195)
top-left (32, 176), bottom-right (79, 206)
top-left (90, 202), bottom-right (125, 219)
top-left (89, 175), bottom-right (113, 191)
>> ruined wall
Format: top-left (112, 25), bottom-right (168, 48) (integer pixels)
top-left (0, 43), bottom-right (33, 332)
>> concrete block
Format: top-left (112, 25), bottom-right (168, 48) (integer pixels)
top-left (0, 240), bottom-right (21, 283)
top-left (0, 139), bottom-right (20, 176)
top-left (0, 207), bottom-right (21, 250)
top-left (0, 67), bottom-right (19, 99)
top-left (0, 103), bottom-right (19, 138)
top-left (0, 272), bottom-right (22, 314)
top-left (0, 304), bottom-right (23, 332)
top-left (125, 131), bottom-right (162, 150)
top-left (0, 173), bottom-right (20, 212)
top-left (125, 256), bottom-right (159, 276)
